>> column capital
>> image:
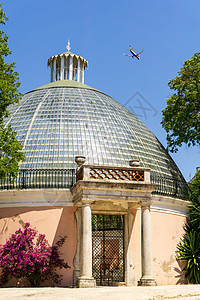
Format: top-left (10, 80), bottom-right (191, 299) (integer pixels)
top-left (81, 199), bottom-right (94, 206)
top-left (140, 200), bottom-right (152, 208)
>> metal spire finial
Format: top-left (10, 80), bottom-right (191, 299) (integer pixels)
top-left (66, 40), bottom-right (71, 51)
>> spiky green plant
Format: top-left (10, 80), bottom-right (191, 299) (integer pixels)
top-left (177, 229), bottom-right (200, 283)
top-left (176, 169), bottom-right (200, 283)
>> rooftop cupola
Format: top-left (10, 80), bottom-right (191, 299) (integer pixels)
top-left (47, 41), bottom-right (88, 83)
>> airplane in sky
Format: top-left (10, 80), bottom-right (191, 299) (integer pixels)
top-left (124, 45), bottom-right (144, 60)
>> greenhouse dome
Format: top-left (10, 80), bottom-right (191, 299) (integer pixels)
top-left (5, 80), bottom-right (181, 175)
top-left (3, 46), bottom-right (188, 199)
top-left (0, 44), bottom-right (189, 288)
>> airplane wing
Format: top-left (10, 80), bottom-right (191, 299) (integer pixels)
top-left (137, 50), bottom-right (144, 55)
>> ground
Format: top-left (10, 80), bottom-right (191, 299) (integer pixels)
top-left (1, 285), bottom-right (200, 300)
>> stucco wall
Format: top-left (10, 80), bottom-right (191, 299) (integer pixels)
top-left (0, 206), bottom-right (77, 287)
top-left (0, 201), bottom-right (187, 287)
top-left (151, 210), bottom-right (186, 285)
top-left (131, 208), bottom-right (187, 285)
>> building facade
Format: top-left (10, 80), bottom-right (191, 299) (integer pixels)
top-left (0, 45), bottom-right (189, 287)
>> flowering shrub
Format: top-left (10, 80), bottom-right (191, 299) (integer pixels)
top-left (0, 223), bottom-right (70, 286)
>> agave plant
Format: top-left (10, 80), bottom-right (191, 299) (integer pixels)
top-left (177, 228), bottom-right (200, 283)
top-left (177, 170), bottom-right (200, 283)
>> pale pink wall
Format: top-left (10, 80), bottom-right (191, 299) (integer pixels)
top-left (0, 206), bottom-right (187, 286)
top-left (151, 211), bottom-right (187, 285)
top-left (131, 209), bottom-right (186, 285)
top-left (0, 206), bottom-right (77, 287)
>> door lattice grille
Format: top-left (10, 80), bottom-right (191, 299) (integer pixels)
top-left (92, 215), bottom-right (124, 286)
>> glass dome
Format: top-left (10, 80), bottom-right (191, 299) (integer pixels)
top-left (5, 80), bottom-right (184, 183)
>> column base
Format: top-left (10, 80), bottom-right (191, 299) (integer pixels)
top-left (73, 269), bottom-right (80, 287)
top-left (78, 277), bottom-right (96, 288)
top-left (138, 276), bottom-right (157, 286)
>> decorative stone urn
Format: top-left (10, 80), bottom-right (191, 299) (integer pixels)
top-left (129, 159), bottom-right (140, 167)
top-left (75, 156), bottom-right (86, 166)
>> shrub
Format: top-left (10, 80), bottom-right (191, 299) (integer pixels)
top-left (176, 169), bottom-right (200, 283)
top-left (177, 228), bottom-right (200, 283)
top-left (0, 223), bottom-right (70, 286)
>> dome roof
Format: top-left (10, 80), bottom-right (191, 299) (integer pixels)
top-left (6, 80), bottom-right (184, 183)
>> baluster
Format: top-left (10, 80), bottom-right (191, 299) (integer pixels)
top-left (62, 169), bottom-right (65, 189)
top-left (51, 169), bottom-right (53, 189)
top-left (22, 170), bottom-right (25, 189)
top-left (24, 170), bottom-right (27, 189)
top-left (5, 175), bottom-right (7, 190)
top-left (6, 173), bottom-right (8, 190)
top-left (39, 170), bottom-right (41, 189)
top-left (70, 169), bottom-right (73, 187)
top-left (72, 169), bottom-right (75, 187)
top-left (11, 174), bottom-right (14, 190)
top-left (45, 170), bottom-right (47, 188)
top-left (55, 169), bottom-right (57, 188)
top-left (42, 169), bottom-right (43, 188)
top-left (34, 169), bottom-right (36, 188)
top-left (26, 169), bottom-right (29, 189)
top-left (58, 169), bottom-right (60, 189)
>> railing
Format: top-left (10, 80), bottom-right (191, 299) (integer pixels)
top-left (0, 169), bottom-right (189, 201)
top-left (0, 169), bottom-right (75, 190)
top-left (150, 174), bottom-right (189, 200)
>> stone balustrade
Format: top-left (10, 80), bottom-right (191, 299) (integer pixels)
top-left (76, 164), bottom-right (151, 184)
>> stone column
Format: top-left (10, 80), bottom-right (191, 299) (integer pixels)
top-left (60, 56), bottom-right (64, 80)
top-left (53, 59), bottom-right (56, 82)
top-left (73, 208), bottom-right (81, 286)
top-left (50, 61), bottom-right (53, 82)
top-left (124, 210), bottom-right (135, 285)
top-left (78, 201), bottom-right (96, 288)
top-left (139, 201), bottom-right (157, 286)
top-left (77, 59), bottom-right (81, 83)
top-left (81, 63), bottom-right (84, 84)
top-left (69, 56), bottom-right (73, 80)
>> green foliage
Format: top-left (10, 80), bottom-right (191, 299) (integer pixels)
top-left (177, 230), bottom-right (200, 284)
top-left (176, 170), bottom-right (200, 283)
top-left (0, 123), bottom-right (24, 178)
top-left (0, 3), bottom-right (22, 120)
top-left (189, 170), bottom-right (200, 201)
top-left (161, 53), bottom-right (200, 152)
top-left (0, 3), bottom-right (25, 178)
top-left (188, 170), bottom-right (200, 230)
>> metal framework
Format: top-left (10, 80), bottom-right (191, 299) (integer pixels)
top-left (92, 215), bottom-right (124, 286)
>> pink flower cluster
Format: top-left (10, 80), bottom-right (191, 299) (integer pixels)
top-left (0, 223), bottom-right (70, 286)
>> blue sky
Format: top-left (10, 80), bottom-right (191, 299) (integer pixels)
top-left (3, 0), bottom-right (200, 180)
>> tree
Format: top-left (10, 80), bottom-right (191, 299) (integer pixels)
top-left (176, 169), bottom-right (200, 283)
top-left (161, 53), bottom-right (200, 153)
top-left (0, 3), bottom-right (25, 178)
top-left (0, 223), bottom-right (70, 286)
top-left (188, 169), bottom-right (200, 230)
